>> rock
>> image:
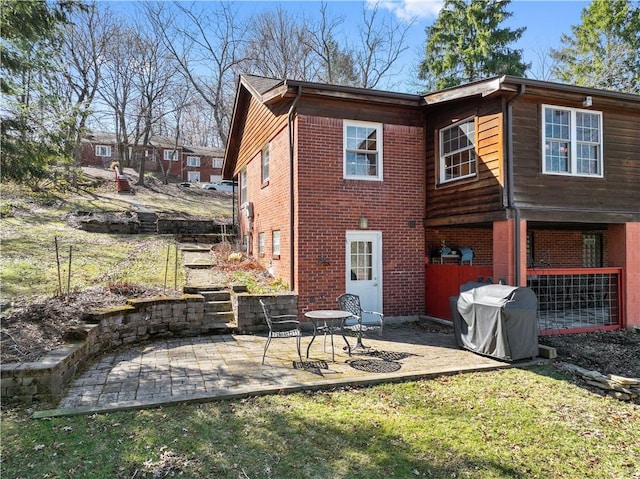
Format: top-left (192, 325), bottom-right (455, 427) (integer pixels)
top-left (609, 374), bottom-right (640, 385)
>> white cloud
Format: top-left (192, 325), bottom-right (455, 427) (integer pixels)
top-left (371, 0), bottom-right (443, 22)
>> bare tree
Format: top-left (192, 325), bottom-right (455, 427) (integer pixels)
top-left (57, 2), bottom-right (115, 164)
top-left (144, 1), bottom-right (246, 147)
top-left (98, 26), bottom-right (140, 167)
top-left (304, 3), bottom-right (357, 85)
top-left (129, 27), bottom-right (179, 186)
top-left (244, 6), bottom-right (316, 81)
top-left (526, 45), bottom-right (559, 81)
top-left (353, 2), bottom-right (413, 89)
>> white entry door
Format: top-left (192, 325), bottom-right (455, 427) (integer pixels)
top-left (187, 171), bottom-right (200, 182)
top-left (345, 231), bottom-right (382, 313)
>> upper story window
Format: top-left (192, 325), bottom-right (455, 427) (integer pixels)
top-left (542, 105), bottom-right (603, 177)
top-left (212, 158), bottom-right (223, 169)
top-left (95, 145), bottom-right (111, 157)
top-left (344, 120), bottom-right (383, 181)
top-left (439, 117), bottom-right (476, 184)
top-left (240, 168), bottom-right (247, 204)
top-left (261, 144), bottom-right (270, 183)
top-left (186, 156), bottom-right (200, 167)
top-left (164, 149), bottom-right (178, 161)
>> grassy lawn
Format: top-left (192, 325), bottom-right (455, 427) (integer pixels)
top-left (0, 179), bottom-right (233, 305)
top-left (2, 366), bottom-right (639, 479)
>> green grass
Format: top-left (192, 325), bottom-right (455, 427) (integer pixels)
top-left (0, 179), bottom-right (234, 305)
top-left (2, 367), bottom-right (639, 479)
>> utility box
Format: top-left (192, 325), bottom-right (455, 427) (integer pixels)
top-left (452, 282), bottom-right (539, 361)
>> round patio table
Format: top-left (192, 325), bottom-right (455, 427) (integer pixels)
top-left (304, 310), bottom-right (353, 361)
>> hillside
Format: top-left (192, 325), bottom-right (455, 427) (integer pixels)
top-left (0, 167), bottom-right (235, 307)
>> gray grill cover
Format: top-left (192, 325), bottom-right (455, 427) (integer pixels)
top-left (455, 282), bottom-right (538, 361)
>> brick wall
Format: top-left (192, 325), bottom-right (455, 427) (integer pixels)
top-left (426, 227), bottom-right (494, 266)
top-left (528, 229), bottom-right (608, 268)
top-left (426, 227), bottom-right (609, 269)
top-left (239, 115), bottom-right (426, 317)
top-left (240, 125), bottom-right (292, 286)
top-left (294, 116), bottom-right (425, 316)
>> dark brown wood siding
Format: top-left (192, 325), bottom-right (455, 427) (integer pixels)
top-left (233, 95), bottom-right (291, 176)
top-left (297, 97), bottom-right (424, 127)
top-left (425, 97), bottom-right (507, 226)
top-left (511, 98), bottom-right (640, 223)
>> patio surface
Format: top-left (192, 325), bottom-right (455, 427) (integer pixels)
top-left (35, 319), bottom-right (541, 418)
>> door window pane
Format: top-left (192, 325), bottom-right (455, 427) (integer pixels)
top-left (350, 241), bottom-right (372, 281)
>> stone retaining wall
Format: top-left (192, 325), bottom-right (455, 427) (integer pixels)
top-left (68, 211), bottom-right (236, 236)
top-left (157, 218), bottom-right (233, 235)
top-left (234, 292), bottom-right (299, 333)
top-left (1, 295), bottom-right (205, 404)
top-left (1, 291), bottom-right (298, 404)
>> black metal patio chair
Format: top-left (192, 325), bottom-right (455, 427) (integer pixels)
top-left (260, 299), bottom-right (302, 365)
top-left (337, 293), bottom-right (384, 353)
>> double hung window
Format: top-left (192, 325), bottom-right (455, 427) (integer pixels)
top-left (186, 156), bottom-right (200, 167)
top-left (344, 121), bottom-right (383, 180)
top-left (95, 145), bottom-right (111, 157)
top-left (164, 150), bottom-right (178, 161)
top-left (543, 105), bottom-right (602, 177)
top-left (439, 117), bottom-right (476, 184)
top-left (261, 145), bottom-right (270, 183)
top-left (272, 230), bottom-right (281, 256)
top-left (240, 168), bottom-right (247, 205)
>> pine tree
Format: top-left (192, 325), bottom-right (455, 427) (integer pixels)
top-left (0, 0), bottom-right (76, 186)
top-left (551, 0), bottom-right (639, 94)
top-left (418, 0), bottom-right (528, 90)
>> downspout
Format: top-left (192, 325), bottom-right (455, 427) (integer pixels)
top-left (506, 84), bottom-right (526, 285)
top-left (288, 86), bottom-right (302, 291)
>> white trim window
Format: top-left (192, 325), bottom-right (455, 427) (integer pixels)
top-left (258, 232), bottom-right (265, 255)
top-left (186, 156), bottom-right (200, 167)
top-left (212, 159), bottom-right (223, 168)
top-left (344, 120), bottom-right (383, 180)
top-left (272, 230), bottom-right (281, 256)
top-left (95, 145), bottom-right (111, 157)
top-left (542, 105), bottom-right (603, 177)
top-left (261, 144), bottom-right (270, 183)
top-left (439, 117), bottom-right (476, 184)
top-left (164, 149), bottom-right (179, 161)
top-left (240, 168), bottom-right (247, 204)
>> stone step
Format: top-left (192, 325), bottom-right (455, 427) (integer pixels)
top-left (205, 310), bottom-right (235, 322)
top-left (205, 300), bottom-right (232, 313)
top-left (201, 291), bottom-right (231, 302)
top-left (183, 262), bottom-right (213, 269)
top-left (179, 243), bottom-right (214, 252)
top-left (203, 320), bottom-right (238, 335)
top-left (183, 285), bottom-right (226, 295)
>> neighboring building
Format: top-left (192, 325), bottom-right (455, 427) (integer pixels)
top-left (223, 74), bottom-right (640, 334)
top-left (80, 132), bottom-right (225, 183)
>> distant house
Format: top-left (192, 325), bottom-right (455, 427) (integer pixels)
top-left (223, 74), bottom-right (640, 334)
top-left (80, 132), bottom-right (225, 183)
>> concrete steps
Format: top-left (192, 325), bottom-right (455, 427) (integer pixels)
top-left (137, 212), bottom-right (158, 234)
top-left (184, 286), bottom-right (237, 334)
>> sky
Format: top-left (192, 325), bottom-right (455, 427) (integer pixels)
top-left (108, 0), bottom-right (591, 93)
top-left (224, 0), bottom-right (592, 92)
